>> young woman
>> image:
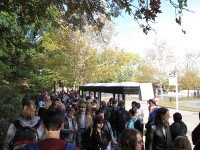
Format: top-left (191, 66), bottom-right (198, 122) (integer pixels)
top-left (81, 115), bottom-right (111, 150)
top-left (117, 128), bottom-right (143, 150)
top-left (145, 107), bottom-right (173, 150)
top-left (4, 100), bottom-right (45, 150)
top-left (127, 107), bottom-right (144, 135)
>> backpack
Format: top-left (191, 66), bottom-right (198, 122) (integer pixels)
top-left (9, 119), bottom-right (41, 150)
top-left (65, 143), bottom-right (74, 150)
top-left (109, 107), bottom-right (118, 126)
top-left (26, 143), bottom-right (74, 150)
top-left (115, 108), bottom-right (129, 131)
top-left (126, 118), bottom-right (137, 128)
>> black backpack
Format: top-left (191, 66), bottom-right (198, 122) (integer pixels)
top-left (9, 119), bottom-right (41, 150)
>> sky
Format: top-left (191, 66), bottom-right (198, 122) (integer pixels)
top-left (112, 0), bottom-right (200, 58)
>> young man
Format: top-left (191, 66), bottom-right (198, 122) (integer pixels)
top-left (23, 107), bottom-right (79, 150)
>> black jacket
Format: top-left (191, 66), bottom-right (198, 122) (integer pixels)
top-left (194, 138), bottom-right (200, 150)
top-left (170, 121), bottom-right (187, 141)
top-left (192, 123), bottom-right (200, 145)
top-left (145, 123), bottom-right (173, 150)
top-left (81, 126), bottom-right (111, 150)
top-left (134, 119), bottom-right (144, 135)
top-left (115, 108), bottom-right (130, 132)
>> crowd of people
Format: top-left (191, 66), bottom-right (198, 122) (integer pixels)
top-left (3, 90), bottom-right (200, 150)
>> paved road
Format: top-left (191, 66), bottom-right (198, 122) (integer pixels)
top-left (180, 101), bottom-right (200, 109)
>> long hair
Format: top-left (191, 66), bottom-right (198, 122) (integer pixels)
top-left (154, 107), bottom-right (169, 129)
top-left (22, 100), bottom-right (36, 120)
top-left (118, 128), bottom-right (141, 150)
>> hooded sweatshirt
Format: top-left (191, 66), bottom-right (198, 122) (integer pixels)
top-left (3, 116), bottom-right (45, 150)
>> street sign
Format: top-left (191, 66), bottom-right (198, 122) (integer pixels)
top-left (169, 73), bottom-right (177, 86)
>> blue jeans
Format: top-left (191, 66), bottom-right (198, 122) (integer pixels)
top-left (76, 128), bottom-right (85, 150)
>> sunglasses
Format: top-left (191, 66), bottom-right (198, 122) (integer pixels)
top-left (97, 121), bottom-right (104, 124)
top-left (81, 107), bottom-right (86, 108)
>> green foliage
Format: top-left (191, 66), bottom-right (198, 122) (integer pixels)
top-left (179, 71), bottom-right (200, 90)
top-left (134, 62), bottom-right (156, 83)
top-left (0, 84), bottom-right (23, 147)
top-left (1, 0), bottom-right (189, 37)
top-left (0, 10), bottom-right (40, 83)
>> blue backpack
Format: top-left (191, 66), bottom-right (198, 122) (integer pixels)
top-left (26, 143), bottom-right (74, 150)
top-left (126, 117), bottom-right (137, 128)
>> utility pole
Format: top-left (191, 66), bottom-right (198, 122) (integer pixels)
top-left (169, 73), bottom-right (178, 112)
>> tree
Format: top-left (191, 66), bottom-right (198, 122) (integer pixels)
top-left (0, 0), bottom-right (190, 35)
top-left (141, 40), bottom-right (176, 99)
top-left (0, 0), bottom-right (191, 85)
top-left (143, 40), bottom-right (175, 84)
top-left (94, 49), bottom-right (139, 83)
top-left (116, 52), bottom-right (140, 82)
top-left (0, 11), bottom-right (39, 83)
top-left (179, 52), bottom-right (200, 98)
top-left (179, 70), bottom-right (200, 99)
top-left (0, 0), bottom-right (191, 86)
top-left (134, 61), bottom-right (156, 83)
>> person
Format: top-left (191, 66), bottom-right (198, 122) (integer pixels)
top-left (70, 99), bottom-right (79, 112)
top-left (21, 93), bottom-right (31, 107)
top-left (116, 128), bottom-right (143, 150)
top-left (145, 107), bottom-right (173, 150)
top-left (109, 98), bottom-right (119, 140)
top-left (170, 112), bottom-right (187, 141)
top-left (38, 97), bottom-right (46, 118)
top-left (99, 100), bottom-right (111, 122)
top-left (23, 106), bottom-right (79, 150)
top-left (3, 100), bottom-right (45, 150)
top-left (81, 115), bottom-right (111, 150)
top-left (192, 112), bottom-right (200, 146)
top-left (91, 99), bottom-right (100, 118)
top-left (62, 92), bottom-right (69, 107)
top-left (85, 96), bottom-right (93, 115)
top-left (173, 136), bottom-right (192, 150)
top-left (54, 97), bottom-right (66, 112)
top-left (194, 138), bottom-right (200, 150)
top-left (135, 102), bottom-right (144, 122)
top-left (115, 100), bottom-right (130, 142)
top-left (44, 96), bottom-right (52, 110)
top-left (129, 101), bottom-right (138, 111)
top-left (127, 107), bottom-right (144, 135)
top-left (145, 98), bottom-right (159, 128)
top-left (60, 108), bottom-right (78, 143)
top-left (75, 102), bottom-right (92, 149)
top-left (88, 109), bottom-right (117, 150)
